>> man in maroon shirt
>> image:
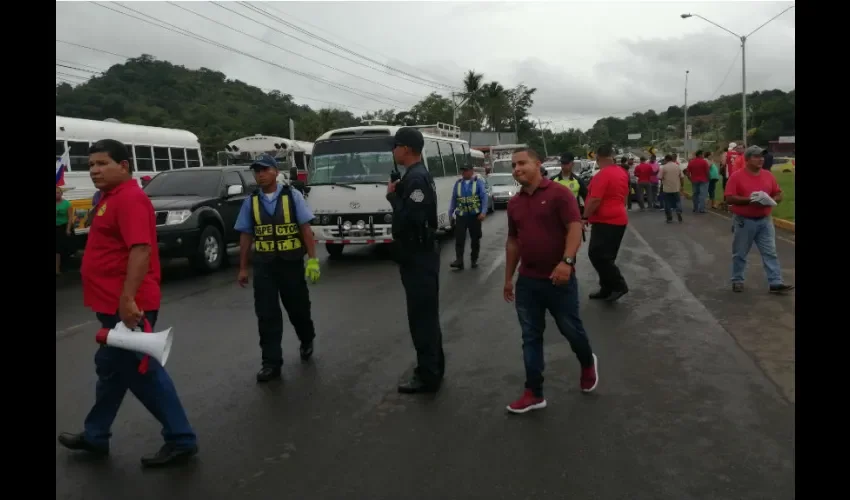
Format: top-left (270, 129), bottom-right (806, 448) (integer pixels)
top-left (504, 148), bottom-right (598, 414)
top-left (57, 139), bottom-right (198, 467)
top-left (685, 150), bottom-right (711, 213)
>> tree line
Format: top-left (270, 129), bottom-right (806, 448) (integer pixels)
top-left (56, 55), bottom-right (794, 163)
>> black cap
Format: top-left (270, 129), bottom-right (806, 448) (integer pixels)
top-left (460, 163), bottom-right (473, 170)
top-left (392, 127), bottom-right (424, 152)
top-left (560, 152), bottom-right (575, 164)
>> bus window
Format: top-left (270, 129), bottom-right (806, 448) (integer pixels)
top-left (135, 145), bottom-right (154, 172)
top-left (56, 140), bottom-right (66, 162)
top-left (439, 141), bottom-right (457, 176)
top-left (68, 141), bottom-right (90, 172)
top-left (309, 137), bottom-right (395, 185)
top-left (457, 143), bottom-right (470, 169)
top-left (424, 140), bottom-right (444, 177)
top-left (186, 148), bottom-right (201, 168)
top-left (154, 147), bottom-right (171, 171)
top-left (170, 147), bottom-right (186, 169)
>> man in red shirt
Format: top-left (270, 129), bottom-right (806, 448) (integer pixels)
top-left (724, 145), bottom-right (794, 294)
top-left (503, 148), bottom-right (598, 414)
top-left (685, 150), bottom-right (711, 213)
top-left (57, 139), bottom-right (198, 467)
top-left (583, 144), bottom-right (629, 302)
top-left (633, 156), bottom-right (655, 211)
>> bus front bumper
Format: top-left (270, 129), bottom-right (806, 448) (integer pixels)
top-left (312, 224), bottom-right (393, 245)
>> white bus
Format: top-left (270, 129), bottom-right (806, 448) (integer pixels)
top-left (488, 143), bottom-right (527, 174)
top-left (470, 148), bottom-right (486, 174)
top-left (220, 135), bottom-right (313, 182)
top-left (307, 122), bottom-right (470, 257)
top-left (56, 116), bottom-right (204, 229)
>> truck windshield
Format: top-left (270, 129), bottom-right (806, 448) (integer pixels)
top-left (491, 159), bottom-right (513, 174)
top-left (144, 170), bottom-right (221, 198)
top-left (309, 137), bottom-right (396, 185)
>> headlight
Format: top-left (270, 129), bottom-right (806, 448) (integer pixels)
top-left (342, 221), bottom-right (352, 231)
top-left (166, 210), bottom-right (191, 225)
top-left (507, 191), bottom-right (514, 196)
top-left (355, 220), bottom-right (366, 230)
top-left (383, 213), bottom-right (392, 223)
top-left (320, 215), bottom-right (331, 225)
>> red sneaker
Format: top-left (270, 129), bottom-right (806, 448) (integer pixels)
top-left (506, 389), bottom-right (547, 414)
top-left (580, 354), bottom-right (598, 393)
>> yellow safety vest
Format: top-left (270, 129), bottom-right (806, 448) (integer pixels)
top-left (455, 179), bottom-right (481, 215)
top-left (556, 176), bottom-right (580, 197)
top-left (251, 189), bottom-right (303, 262)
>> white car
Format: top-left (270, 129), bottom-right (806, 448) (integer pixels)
top-left (486, 173), bottom-right (520, 209)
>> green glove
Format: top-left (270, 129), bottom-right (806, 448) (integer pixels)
top-left (305, 257), bottom-right (320, 284)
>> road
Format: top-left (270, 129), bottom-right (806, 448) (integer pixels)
top-left (56, 208), bottom-right (795, 500)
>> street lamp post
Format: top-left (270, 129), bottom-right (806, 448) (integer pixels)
top-left (681, 6), bottom-right (794, 148)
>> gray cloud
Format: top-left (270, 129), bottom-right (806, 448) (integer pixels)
top-left (56, 1), bottom-right (795, 132)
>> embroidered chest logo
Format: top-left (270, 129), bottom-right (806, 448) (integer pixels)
top-left (97, 203), bottom-right (107, 216)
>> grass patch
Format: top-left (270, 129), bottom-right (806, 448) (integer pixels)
top-left (683, 171), bottom-right (795, 222)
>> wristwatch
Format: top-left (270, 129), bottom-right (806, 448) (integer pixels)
top-left (563, 256), bottom-right (576, 266)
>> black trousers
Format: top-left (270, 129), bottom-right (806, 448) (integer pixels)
top-left (454, 215), bottom-right (482, 262)
top-left (252, 258), bottom-right (316, 369)
top-left (399, 249), bottom-right (445, 385)
top-left (588, 223), bottom-right (628, 293)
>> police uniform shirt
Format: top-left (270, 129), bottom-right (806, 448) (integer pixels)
top-left (234, 184), bottom-right (315, 234)
top-left (386, 162), bottom-right (437, 241)
top-left (554, 172), bottom-right (588, 201)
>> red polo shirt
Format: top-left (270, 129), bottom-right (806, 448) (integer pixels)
top-left (724, 168), bottom-right (781, 219)
top-left (587, 165), bottom-right (629, 226)
top-left (507, 178), bottom-right (582, 279)
top-left (686, 157), bottom-right (710, 182)
top-left (82, 179), bottom-right (161, 314)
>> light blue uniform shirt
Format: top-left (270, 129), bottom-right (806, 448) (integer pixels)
top-left (234, 184), bottom-right (314, 234)
top-left (448, 177), bottom-right (489, 216)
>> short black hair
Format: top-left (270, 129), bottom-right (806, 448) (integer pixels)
top-left (639, 156), bottom-right (646, 162)
top-left (513, 147), bottom-right (541, 162)
top-left (664, 154), bottom-right (673, 162)
top-left (89, 139), bottom-right (131, 164)
top-left (695, 150), bottom-right (703, 157)
top-left (596, 143), bottom-right (614, 158)
top-left (620, 157), bottom-right (628, 165)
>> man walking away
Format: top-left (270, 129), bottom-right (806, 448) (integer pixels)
top-left (660, 154), bottom-right (684, 223)
top-left (648, 154), bottom-right (661, 209)
top-left (584, 144), bottom-right (629, 302)
top-left (503, 147), bottom-right (597, 414)
top-left (634, 156), bottom-right (655, 211)
top-left (706, 151), bottom-right (721, 209)
top-left (724, 146), bottom-right (795, 294)
top-left (449, 163), bottom-right (488, 270)
top-left (685, 150), bottom-right (710, 213)
top-left (58, 139), bottom-right (198, 467)
top-left (235, 154), bottom-right (320, 383)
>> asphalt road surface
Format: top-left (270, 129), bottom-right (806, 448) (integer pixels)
top-left (56, 208), bottom-right (795, 500)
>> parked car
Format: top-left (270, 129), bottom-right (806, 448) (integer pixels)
top-left (143, 165), bottom-right (258, 272)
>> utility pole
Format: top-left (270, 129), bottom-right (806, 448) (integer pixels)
top-left (537, 118), bottom-right (550, 157)
top-left (450, 92), bottom-right (468, 128)
top-left (683, 69), bottom-right (690, 159)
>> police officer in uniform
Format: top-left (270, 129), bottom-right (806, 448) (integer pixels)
top-left (449, 163), bottom-right (488, 270)
top-left (235, 154), bottom-right (322, 383)
top-left (386, 127), bottom-right (445, 394)
top-left (553, 152), bottom-right (588, 211)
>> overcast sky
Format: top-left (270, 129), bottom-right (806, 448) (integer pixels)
top-left (56, 0), bottom-right (795, 131)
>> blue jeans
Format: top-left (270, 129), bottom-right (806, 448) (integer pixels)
top-left (663, 192), bottom-right (682, 218)
top-left (731, 215), bottom-right (783, 286)
top-left (691, 181), bottom-right (707, 212)
top-left (84, 311), bottom-right (197, 449)
top-left (515, 274), bottom-right (594, 397)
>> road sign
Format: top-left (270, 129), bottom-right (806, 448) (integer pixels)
top-left (587, 151), bottom-right (595, 159)
top-left (648, 146), bottom-right (656, 156)
top-left (627, 133), bottom-right (642, 140)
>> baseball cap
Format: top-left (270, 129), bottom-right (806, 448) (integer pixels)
top-left (460, 163), bottom-right (473, 170)
top-left (392, 127), bottom-right (424, 151)
top-left (560, 152), bottom-right (575, 164)
top-left (744, 145), bottom-right (763, 159)
top-left (250, 154), bottom-right (278, 170)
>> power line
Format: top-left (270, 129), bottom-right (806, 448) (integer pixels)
top-left (56, 71), bottom-right (90, 81)
top-left (56, 63), bottom-right (100, 74)
top-left (56, 39), bottom-right (131, 59)
top-left (166, 1), bottom-right (418, 104)
top-left (56, 58), bottom-right (107, 72)
top-left (708, 49), bottom-right (741, 100)
top-left (89, 1), bottom-right (402, 108)
top-left (242, 2), bottom-right (459, 91)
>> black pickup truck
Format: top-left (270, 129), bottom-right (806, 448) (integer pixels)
top-left (143, 166), bottom-right (258, 272)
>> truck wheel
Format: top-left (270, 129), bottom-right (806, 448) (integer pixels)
top-left (326, 243), bottom-right (344, 258)
top-left (191, 225), bottom-right (224, 272)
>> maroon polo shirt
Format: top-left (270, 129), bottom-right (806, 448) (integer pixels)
top-left (507, 178), bottom-right (582, 279)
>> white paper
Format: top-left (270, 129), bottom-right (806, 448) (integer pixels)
top-left (750, 191), bottom-right (777, 206)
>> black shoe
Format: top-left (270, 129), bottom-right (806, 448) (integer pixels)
top-left (398, 376), bottom-right (440, 394)
top-left (666, 218), bottom-right (672, 224)
top-left (140, 442), bottom-right (198, 468)
top-left (677, 213), bottom-right (683, 223)
top-left (589, 290), bottom-right (611, 300)
top-left (606, 289), bottom-right (629, 302)
top-left (450, 260), bottom-right (464, 270)
top-left (57, 432), bottom-right (108, 456)
top-left (732, 282), bottom-right (744, 293)
top-left (300, 341), bottom-right (314, 361)
top-left (256, 367), bottom-right (281, 382)
top-left (470, 260), bottom-right (478, 269)
top-left (769, 284), bottom-right (795, 294)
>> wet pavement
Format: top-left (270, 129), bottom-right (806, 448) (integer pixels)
top-left (56, 208), bottom-right (795, 500)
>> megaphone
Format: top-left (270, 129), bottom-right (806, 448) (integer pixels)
top-left (95, 322), bottom-right (174, 366)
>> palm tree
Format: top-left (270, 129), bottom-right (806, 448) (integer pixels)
top-left (460, 70), bottom-right (484, 127)
top-left (481, 82), bottom-right (509, 132)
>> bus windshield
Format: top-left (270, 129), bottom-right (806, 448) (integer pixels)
top-left (491, 159), bottom-right (513, 174)
top-left (309, 137), bottom-right (396, 185)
